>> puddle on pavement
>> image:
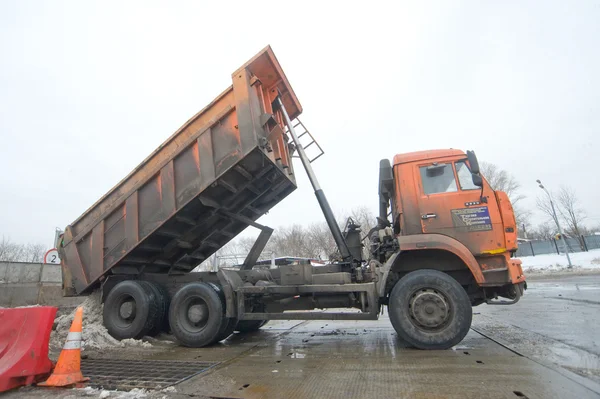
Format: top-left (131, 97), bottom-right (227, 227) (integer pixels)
top-left (473, 315), bottom-right (600, 383)
top-left (549, 345), bottom-right (600, 377)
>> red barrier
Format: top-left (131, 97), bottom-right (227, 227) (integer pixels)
top-left (0, 306), bottom-right (58, 392)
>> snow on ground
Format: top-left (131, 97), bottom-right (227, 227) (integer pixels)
top-left (50, 290), bottom-right (155, 351)
top-left (521, 248), bottom-right (600, 275)
top-left (76, 387), bottom-right (149, 398)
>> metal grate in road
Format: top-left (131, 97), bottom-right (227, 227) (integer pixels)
top-left (81, 358), bottom-right (219, 391)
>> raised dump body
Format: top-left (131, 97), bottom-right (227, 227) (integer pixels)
top-left (60, 46), bottom-right (301, 296)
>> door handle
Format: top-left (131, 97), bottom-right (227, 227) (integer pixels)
top-left (421, 213), bottom-right (437, 220)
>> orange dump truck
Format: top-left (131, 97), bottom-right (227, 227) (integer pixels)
top-left (59, 46), bottom-right (525, 350)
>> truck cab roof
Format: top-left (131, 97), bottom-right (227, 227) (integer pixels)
top-left (393, 149), bottom-right (465, 166)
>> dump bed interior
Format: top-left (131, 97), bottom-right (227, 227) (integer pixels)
top-left (60, 46), bottom-right (301, 295)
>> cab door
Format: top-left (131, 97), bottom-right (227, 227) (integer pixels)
top-left (415, 160), bottom-right (505, 256)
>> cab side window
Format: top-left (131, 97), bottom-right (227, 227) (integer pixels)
top-left (455, 161), bottom-right (480, 190)
top-left (419, 164), bottom-right (457, 195)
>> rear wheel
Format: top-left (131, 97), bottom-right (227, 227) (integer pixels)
top-left (215, 317), bottom-right (237, 342)
top-left (235, 320), bottom-right (268, 333)
top-left (212, 284), bottom-right (236, 343)
top-left (103, 280), bottom-right (160, 340)
top-left (140, 281), bottom-right (170, 336)
top-left (168, 283), bottom-right (227, 347)
top-left (388, 269), bottom-right (472, 350)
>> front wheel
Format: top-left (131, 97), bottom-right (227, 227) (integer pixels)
top-left (388, 269), bottom-right (472, 350)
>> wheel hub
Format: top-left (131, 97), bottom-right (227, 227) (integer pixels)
top-left (409, 289), bottom-right (450, 329)
top-left (119, 300), bottom-right (136, 320)
top-left (188, 303), bottom-right (208, 324)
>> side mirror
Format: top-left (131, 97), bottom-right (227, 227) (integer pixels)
top-left (466, 150), bottom-right (480, 175)
top-left (472, 174), bottom-right (483, 187)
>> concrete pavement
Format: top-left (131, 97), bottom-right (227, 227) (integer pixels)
top-left (7, 275), bottom-right (600, 399)
top-left (476, 274), bottom-right (600, 392)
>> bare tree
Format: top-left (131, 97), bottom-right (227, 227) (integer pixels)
top-left (272, 206), bottom-right (378, 260)
top-left (0, 237), bottom-right (46, 262)
top-left (24, 243), bottom-right (45, 263)
top-left (537, 186), bottom-right (587, 237)
top-left (193, 205), bottom-right (378, 268)
top-left (0, 236), bottom-right (16, 261)
top-left (268, 224), bottom-right (319, 258)
top-left (0, 236), bottom-right (26, 262)
top-left (480, 162), bottom-right (524, 206)
top-left (528, 222), bottom-right (555, 240)
top-left (536, 195), bottom-right (560, 229)
top-left (536, 185), bottom-right (587, 249)
top-left (556, 186), bottom-right (587, 238)
top-left (306, 223), bottom-right (337, 260)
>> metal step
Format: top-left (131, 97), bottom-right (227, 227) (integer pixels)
top-left (285, 118), bottom-right (324, 163)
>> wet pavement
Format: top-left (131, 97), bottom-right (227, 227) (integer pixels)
top-left (7, 275), bottom-right (600, 398)
top-left (475, 274), bottom-right (600, 392)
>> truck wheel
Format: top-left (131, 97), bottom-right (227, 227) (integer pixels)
top-left (388, 269), bottom-right (472, 350)
top-left (139, 281), bottom-right (169, 336)
top-left (168, 283), bottom-right (226, 347)
top-left (235, 320), bottom-right (268, 333)
top-left (103, 280), bottom-right (160, 340)
top-left (211, 283), bottom-right (236, 343)
top-left (215, 317), bottom-right (237, 342)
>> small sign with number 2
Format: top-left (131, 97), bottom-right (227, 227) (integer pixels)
top-left (44, 248), bottom-right (60, 264)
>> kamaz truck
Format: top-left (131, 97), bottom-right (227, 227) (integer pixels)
top-left (58, 46), bottom-right (526, 350)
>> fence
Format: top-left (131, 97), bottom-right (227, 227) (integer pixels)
top-left (0, 261), bottom-right (82, 307)
top-left (516, 234), bottom-right (600, 257)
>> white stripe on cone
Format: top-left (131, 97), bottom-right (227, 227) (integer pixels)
top-left (63, 331), bottom-right (82, 349)
top-left (63, 340), bottom-right (81, 350)
top-left (66, 332), bottom-right (82, 341)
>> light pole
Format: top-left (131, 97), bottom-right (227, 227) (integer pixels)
top-left (536, 180), bottom-right (572, 268)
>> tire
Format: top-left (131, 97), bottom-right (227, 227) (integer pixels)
top-left (168, 283), bottom-right (226, 347)
top-left (211, 283), bottom-right (236, 343)
top-left (215, 317), bottom-right (237, 342)
top-left (156, 283), bottom-right (172, 333)
top-left (103, 280), bottom-right (160, 340)
top-left (235, 320), bottom-right (268, 333)
top-left (388, 269), bottom-right (472, 350)
top-left (139, 281), bottom-right (169, 336)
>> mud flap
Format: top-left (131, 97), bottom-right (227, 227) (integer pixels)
top-left (485, 282), bottom-right (525, 305)
top-left (217, 269), bottom-right (243, 318)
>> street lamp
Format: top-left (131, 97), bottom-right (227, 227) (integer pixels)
top-left (536, 179), bottom-right (572, 267)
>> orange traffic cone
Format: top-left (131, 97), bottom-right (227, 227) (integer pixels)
top-left (38, 306), bottom-right (89, 387)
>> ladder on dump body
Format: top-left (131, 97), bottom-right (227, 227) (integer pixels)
top-left (284, 118), bottom-right (324, 163)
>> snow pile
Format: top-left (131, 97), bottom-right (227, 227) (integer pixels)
top-left (521, 248), bottom-right (600, 274)
top-left (50, 290), bottom-right (152, 351)
top-left (76, 387), bottom-right (148, 398)
top-left (114, 388), bottom-right (148, 399)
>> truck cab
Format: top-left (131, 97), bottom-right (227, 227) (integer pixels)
top-left (377, 149), bottom-right (526, 309)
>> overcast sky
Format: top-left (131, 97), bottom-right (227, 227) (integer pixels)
top-left (1, 1), bottom-right (598, 247)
